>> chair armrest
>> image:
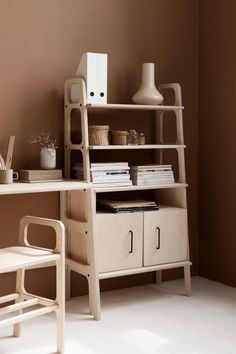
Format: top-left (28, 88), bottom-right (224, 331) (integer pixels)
top-left (19, 216), bottom-right (65, 255)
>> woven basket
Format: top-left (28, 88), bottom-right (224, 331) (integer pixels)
top-left (111, 130), bottom-right (129, 145)
top-left (88, 125), bottom-right (110, 145)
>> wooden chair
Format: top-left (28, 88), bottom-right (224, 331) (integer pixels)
top-left (0, 216), bottom-right (65, 354)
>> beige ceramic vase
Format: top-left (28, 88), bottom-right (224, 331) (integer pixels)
top-left (132, 63), bottom-right (163, 105)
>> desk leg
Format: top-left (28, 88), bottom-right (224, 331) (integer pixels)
top-left (60, 191), bottom-right (71, 301)
top-left (87, 189), bottom-right (101, 320)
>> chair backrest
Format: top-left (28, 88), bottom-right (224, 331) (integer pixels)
top-left (19, 215), bottom-right (65, 254)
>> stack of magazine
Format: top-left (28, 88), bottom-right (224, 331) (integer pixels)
top-left (130, 164), bottom-right (175, 185)
top-left (97, 199), bottom-right (159, 213)
top-left (74, 162), bottom-right (132, 187)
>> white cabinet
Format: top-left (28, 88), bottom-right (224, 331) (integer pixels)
top-left (96, 212), bottom-right (143, 272)
top-left (143, 209), bottom-right (188, 266)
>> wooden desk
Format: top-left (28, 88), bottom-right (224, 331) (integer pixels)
top-left (0, 180), bottom-right (92, 195)
top-left (0, 179), bottom-right (94, 305)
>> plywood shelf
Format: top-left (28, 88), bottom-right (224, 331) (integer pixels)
top-left (89, 144), bottom-right (186, 150)
top-left (94, 182), bottom-right (187, 193)
top-left (0, 180), bottom-right (92, 195)
top-left (99, 261), bottom-right (192, 279)
top-left (86, 103), bottom-right (184, 111)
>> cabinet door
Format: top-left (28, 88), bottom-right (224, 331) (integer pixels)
top-left (144, 209), bottom-right (188, 266)
top-left (96, 212), bottom-right (143, 273)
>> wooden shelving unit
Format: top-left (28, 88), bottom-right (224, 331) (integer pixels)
top-left (62, 77), bottom-right (192, 321)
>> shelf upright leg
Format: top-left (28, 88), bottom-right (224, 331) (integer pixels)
top-left (177, 147), bottom-right (186, 183)
top-left (172, 84), bottom-right (191, 294)
top-left (64, 78), bottom-right (90, 180)
top-left (171, 84), bottom-right (191, 294)
top-left (171, 84), bottom-right (186, 184)
top-left (64, 81), bottom-right (72, 178)
top-left (73, 77), bottom-right (91, 182)
top-left (80, 104), bottom-right (91, 182)
top-left (155, 271), bottom-right (162, 285)
top-left (63, 78), bottom-right (100, 315)
top-left (184, 264), bottom-right (192, 296)
top-left (158, 83), bottom-right (186, 183)
top-left (86, 189), bottom-right (101, 320)
top-left (155, 110), bottom-right (165, 165)
top-left (154, 111), bottom-right (165, 285)
top-left (155, 83), bottom-right (191, 294)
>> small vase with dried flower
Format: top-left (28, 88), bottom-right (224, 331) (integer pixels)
top-left (28, 133), bottom-right (58, 170)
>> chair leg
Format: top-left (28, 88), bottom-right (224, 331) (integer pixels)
top-left (155, 270), bottom-right (162, 285)
top-left (184, 265), bottom-right (192, 296)
top-left (56, 259), bottom-right (65, 354)
top-left (65, 266), bottom-right (71, 301)
top-left (13, 269), bottom-right (25, 337)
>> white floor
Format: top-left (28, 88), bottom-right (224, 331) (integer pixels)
top-left (1, 276), bottom-right (236, 354)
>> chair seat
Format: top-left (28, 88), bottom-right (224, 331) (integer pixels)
top-left (0, 246), bottom-right (60, 274)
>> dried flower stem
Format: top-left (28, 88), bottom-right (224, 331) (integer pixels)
top-left (28, 133), bottom-right (58, 149)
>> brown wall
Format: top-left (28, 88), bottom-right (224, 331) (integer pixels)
top-left (0, 0), bottom-right (198, 297)
top-left (198, 1), bottom-right (236, 286)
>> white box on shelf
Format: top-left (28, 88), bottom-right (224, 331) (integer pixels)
top-left (97, 53), bottom-right (107, 104)
top-left (72, 52), bottom-right (107, 104)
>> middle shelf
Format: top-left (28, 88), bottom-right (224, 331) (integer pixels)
top-left (88, 144), bottom-right (186, 150)
top-left (95, 183), bottom-right (188, 193)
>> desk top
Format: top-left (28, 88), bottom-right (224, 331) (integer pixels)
top-left (0, 180), bottom-right (92, 195)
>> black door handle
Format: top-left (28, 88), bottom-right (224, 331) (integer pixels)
top-left (156, 227), bottom-right (161, 249)
top-left (129, 230), bottom-right (133, 253)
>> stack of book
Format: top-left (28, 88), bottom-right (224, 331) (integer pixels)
top-left (97, 199), bottom-right (159, 213)
top-left (130, 164), bottom-right (175, 185)
top-left (74, 162), bottom-right (132, 187)
top-left (20, 170), bottom-right (63, 183)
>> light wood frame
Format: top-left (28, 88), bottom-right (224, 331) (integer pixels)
top-left (63, 78), bottom-right (192, 320)
top-left (0, 216), bottom-right (65, 354)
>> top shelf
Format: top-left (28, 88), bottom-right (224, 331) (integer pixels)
top-left (85, 103), bottom-right (184, 111)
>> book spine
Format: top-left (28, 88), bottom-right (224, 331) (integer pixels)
top-left (90, 163), bottom-right (129, 167)
top-left (130, 168), bottom-right (172, 173)
top-left (93, 181), bottom-right (133, 187)
top-left (92, 178), bottom-right (131, 183)
top-left (90, 166), bottom-right (130, 172)
top-left (91, 171), bottom-right (130, 177)
top-left (130, 165), bottom-right (171, 170)
top-left (133, 179), bottom-right (175, 185)
top-left (131, 172), bottom-right (174, 178)
top-left (91, 176), bottom-right (131, 182)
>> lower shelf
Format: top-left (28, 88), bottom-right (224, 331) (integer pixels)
top-left (66, 257), bottom-right (191, 280)
top-left (99, 261), bottom-right (192, 279)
